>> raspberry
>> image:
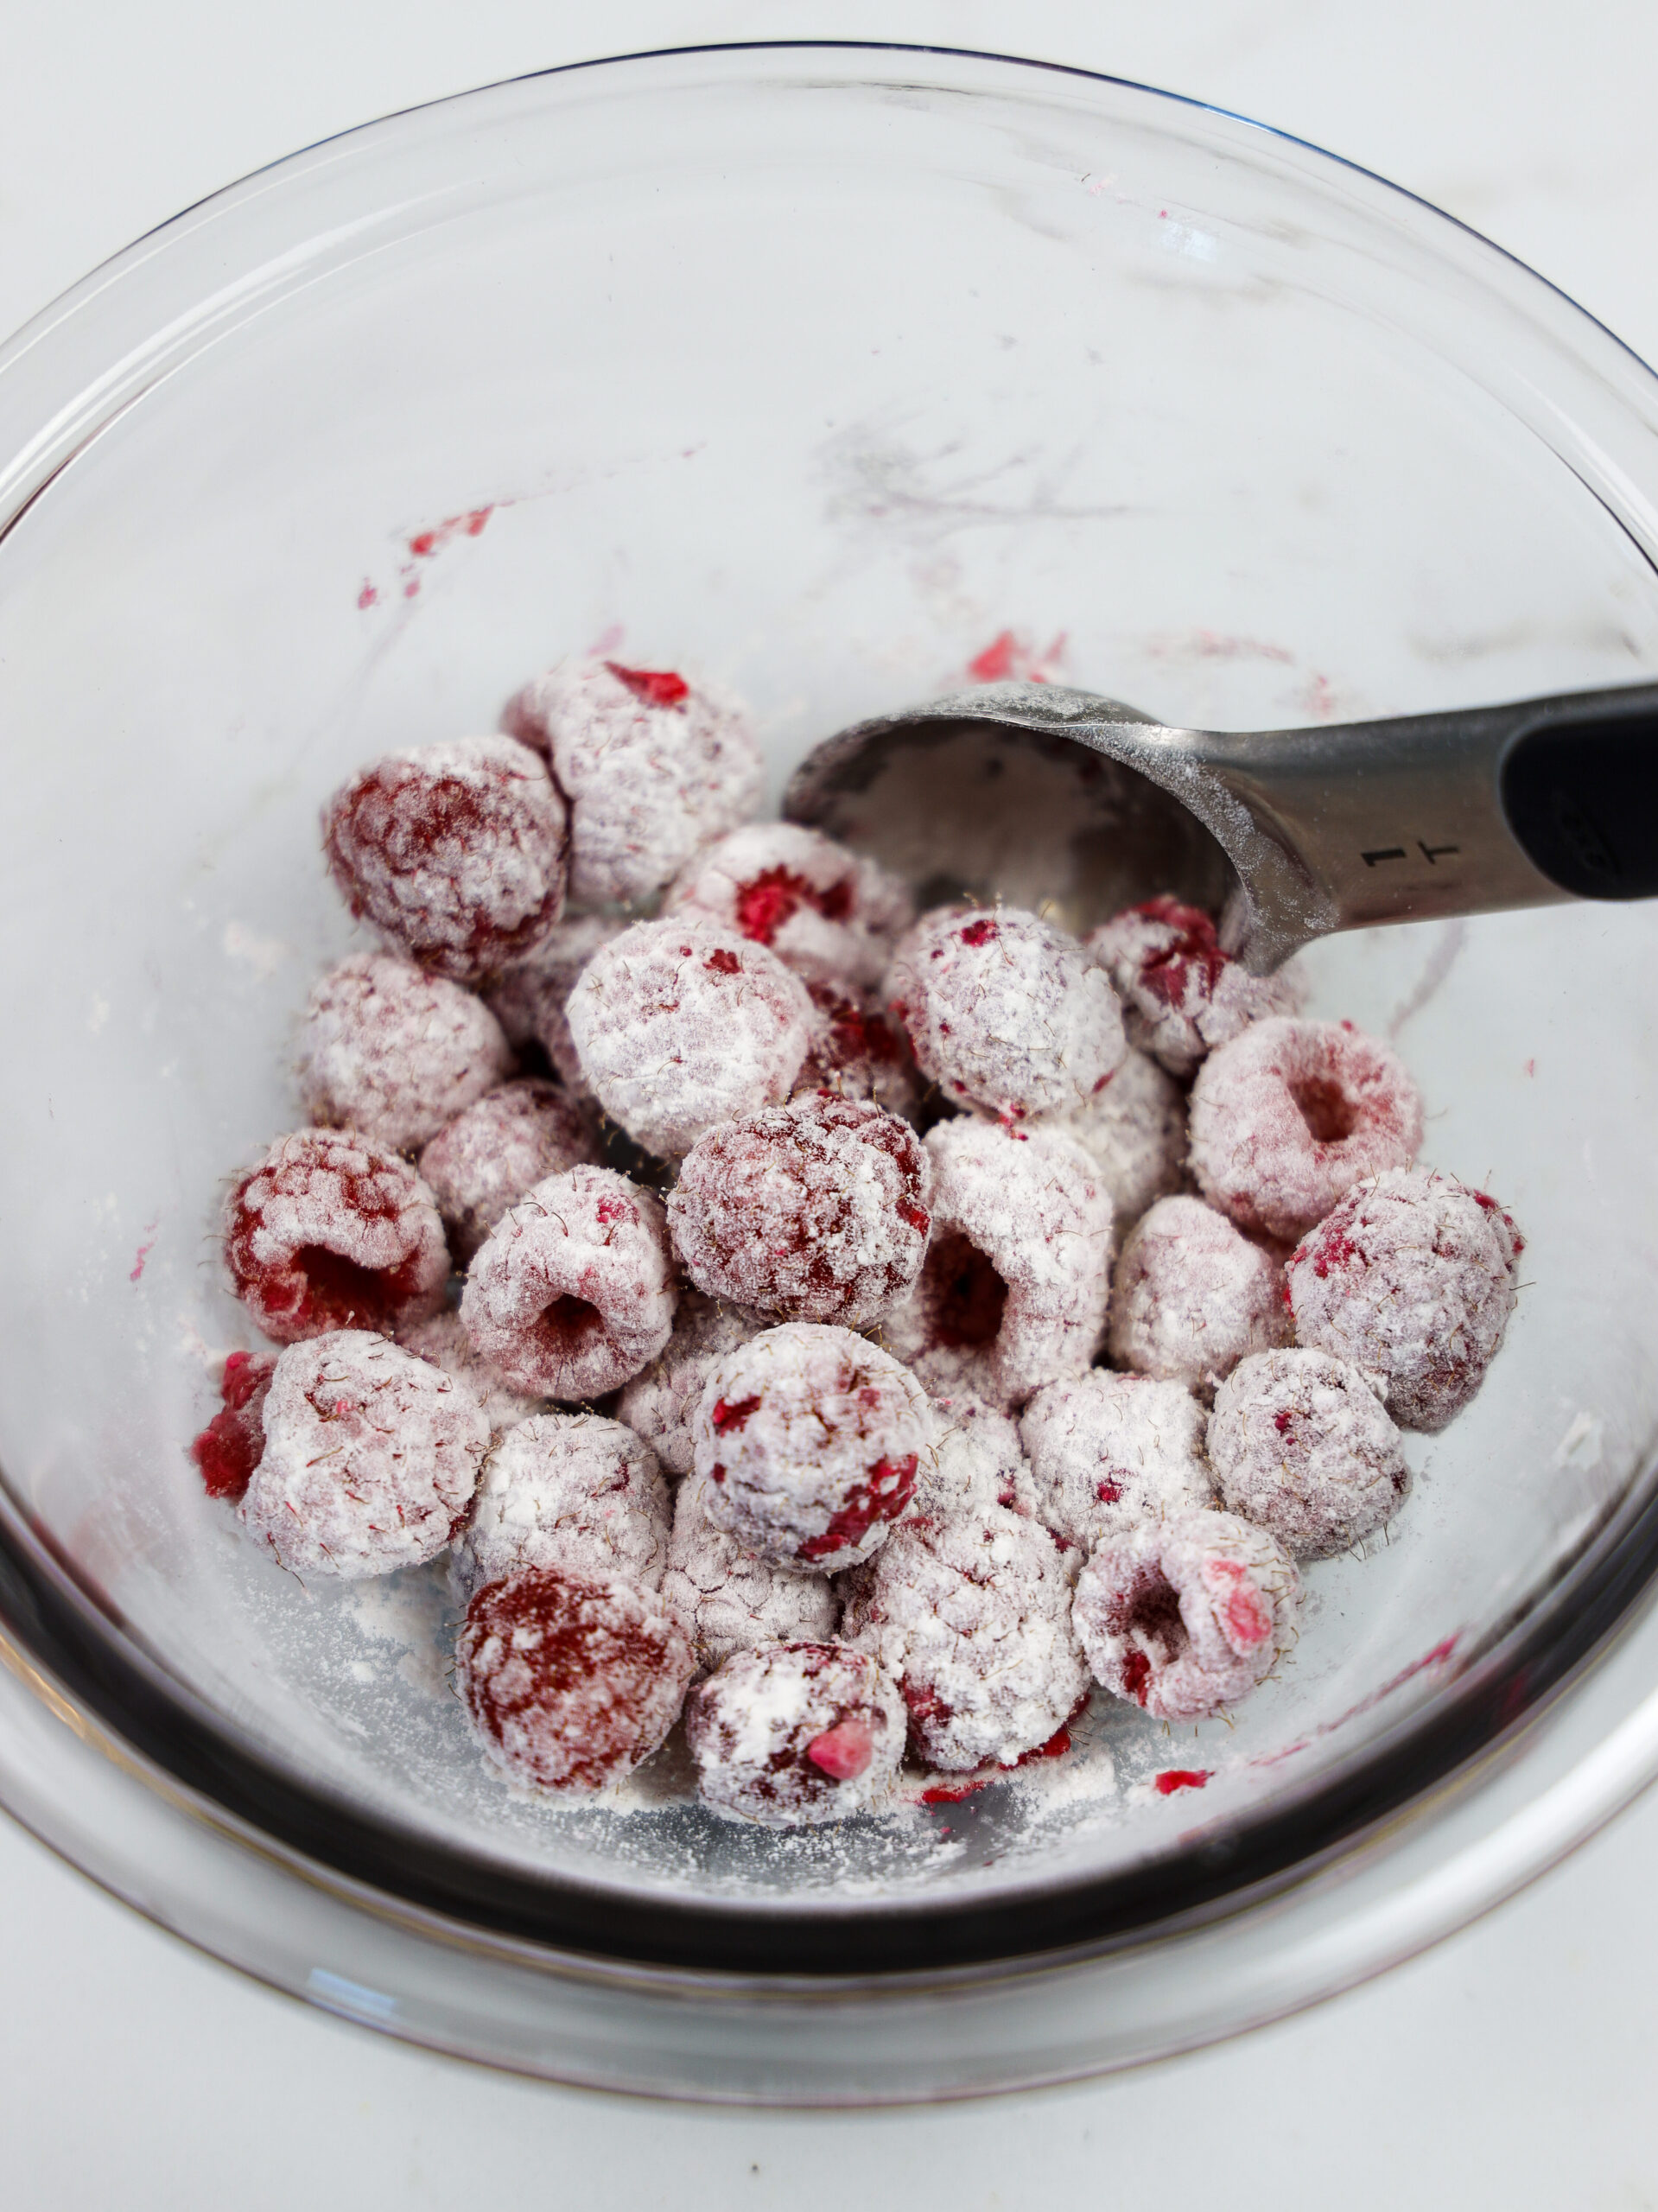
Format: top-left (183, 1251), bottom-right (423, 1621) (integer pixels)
top-left (322, 736), bottom-right (569, 982)
top-left (298, 953), bottom-right (513, 1154)
top-left (242, 1330), bottom-right (489, 1576)
top-left (452, 1412), bottom-right (671, 1598)
top-left (1286, 1168), bottom-right (1522, 1431)
top-left (417, 1078), bottom-right (600, 1264)
top-left (1051, 1047), bottom-right (1188, 1231)
top-left (396, 1308), bottom-right (544, 1433)
top-left (1189, 1017), bottom-right (1423, 1242)
top-left (614, 1289), bottom-right (768, 1478)
top-left (1086, 896), bottom-right (1302, 1077)
top-left (1208, 1347), bottom-right (1409, 1558)
top-left (880, 1118), bottom-right (1112, 1408)
top-left (686, 1642), bottom-right (905, 1826)
top-left (1073, 1507), bottom-right (1299, 1721)
top-left (667, 1092), bottom-right (931, 1328)
top-left (692, 1323), bottom-right (929, 1571)
top-left (1020, 1370), bottom-right (1211, 1554)
top-left (460, 1165), bottom-right (677, 1400)
top-left (455, 1563), bottom-right (694, 1794)
top-left (666, 823), bottom-right (913, 988)
top-left (225, 1128), bottom-right (448, 1344)
top-left (483, 912), bottom-right (625, 1094)
top-left (841, 1505), bottom-right (1086, 1771)
top-left (1108, 1195), bottom-right (1289, 1396)
top-left (660, 1471), bottom-right (840, 1674)
top-left (917, 1389), bottom-right (1038, 1523)
top-left (501, 655), bottom-right (765, 905)
top-left (189, 1350), bottom-right (276, 1501)
top-left (565, 918), bottom-right (815, 1158)
top-left (797, 979), bottom-right (922, 1121)
top-left (885, 905), bottom-right (1126, 1121)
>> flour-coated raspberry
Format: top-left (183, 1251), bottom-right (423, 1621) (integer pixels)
top-left (1054, 1046), bottom-right (1187, 1231)
top-left (880, 1118), bottom-right (1113, 1408)
top-left (299, 953), bottom-right (513, 1154)
top-left (1209, 1347), bottom-right (1408, 1558)
top-left (693, 1323), bottom-right (929, 1571)
top-left (455, 1563), bottom-right (694, 1795)
top-left (397, 1308), bottom-right (545, 1434)
top-left (242, 1330), bottom-right (488, 1576)
top-left (885, 905), bottom-right (1127, 1121)
top-left (503, 656), bottom-right (765, 906)
top-left (225, 1128), bottom-right (448, 1344)
top-left (1020, 1370), bottom-right (1211, 1554)
top-left (189, 1351), bottom-right (276, 1501)
top-left (686, 1641), bottom-right (905, 1827)
top-left (1073, 1507), bottom-right (1299, 1720)
top-left (418, 1078), bottom-right (600, 1264)
top-left (452, 1412), bottom-right (671, 1598)
top-left (660, 1471), bottom-right (840, 1675)
top-left (614, 1289), bottom-right (768, 1478)
top-left (918, 1389), bottom-right (1037, 1522)
top-left (1286, 1168), bottom-right (1522, 1432)
top-left (1087, 896), bottom-right (1301, 1077)
top-left (1189, 1018), bottom-right (1423, 1242)
top-left (840, 1504), bottom-right (1087, 1770)
top-left (668, 1092), bottom-right (931, 1328)
top-left (1109, 1194), bottom-right (1290, 1396)
top-left (797, 979), bottom-right (922, 1121)
top-left (565, 918), bottom-right (815, 1158)
top-left (484, 912), bottom-right (626, 1096)
top-left (322, 737), bottom-right (568, 982)
top-left (460, 1165), bottom-right (677, 1400)
top-left (666, 823), bottom-right (914, 989)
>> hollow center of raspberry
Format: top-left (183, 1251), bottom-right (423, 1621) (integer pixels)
top-left (1109, 1566), bottom-right (1188, 1703)
top-left (806, 1717), bottom-right (873, 1781)
top-left (918, 1230), bottom-right (1007, 1349)
top-left (530, 1294), bottom-right (607, 1370)
top-left (289, 1245), bottom-right (398, 1332)
top-left (1290, 1073), bottom-right (1357, 1145)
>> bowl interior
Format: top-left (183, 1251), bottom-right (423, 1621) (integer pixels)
top-left (3, 46), bottom-right (1658, 1950)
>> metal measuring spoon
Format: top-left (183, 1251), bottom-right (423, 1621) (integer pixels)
top-left (782, 677), bottom-right (1658, 969)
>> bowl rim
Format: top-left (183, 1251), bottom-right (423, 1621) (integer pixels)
top-left (3, 35), bottom-right (1657, 1980)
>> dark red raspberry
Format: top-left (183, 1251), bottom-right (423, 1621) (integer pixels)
top-left (455, 1563), bottom-right (694, 1794)
top-left (797, 980), bottom-right (921, 1120)
top-left (322, 736), bottom-right (569, 982)
top-left (668, 1091), bottom-right (931, 1328)
top-left (189, 1351), bottom-right (276, 1500)
top-left (224, 1128), bottom-right (448, 1344)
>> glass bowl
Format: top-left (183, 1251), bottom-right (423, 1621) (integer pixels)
top-left (3, 41), bottom-right (1658, 2100)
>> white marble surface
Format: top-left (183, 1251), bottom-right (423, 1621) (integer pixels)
top-left (6, 2), bottom-right (1658, 2202)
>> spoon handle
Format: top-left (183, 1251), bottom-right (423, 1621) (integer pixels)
top-left (1203, 681), bottom-right (1658, 940)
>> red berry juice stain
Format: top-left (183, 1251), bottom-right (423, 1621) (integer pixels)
top-left (605, 661), bottom-right (689, 709)
top-left (710, 1395), bottom-right (762, 1434)
top-left (898, 1201), bottom-right (931, 1236)
top-left (1121, 1649), bottom-right (1152, 1703)
top-left (1154, 1768), bottom-right (1210, 1796)
top-left (959, 917), bottom-right (999, 948)
top-left (969, 631), bottom-right (1020, 682)
top-left (1132, 896), bottom-right (1229, 1008)
top-left (407, 506), bottom-right (494, 560)
top-left (129, 1218), bottom-right (158, 1282)
top-left (356, 582), bottom-right (379, 610)
top-left (920, 1777), bottom-right (988, 1806)
top-left (704, 948), bottom-right (742, 976)
top-left (594, 1195), bottom-right (632, 1227)
top-left (1096, 1478), bottom-right (1124, 1504)
top-left (1274, 1409), bottom-right (1293, 1435)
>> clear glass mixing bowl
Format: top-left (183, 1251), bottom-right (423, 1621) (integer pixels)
top-left (3, 41), bottom-right (1658, 2101)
